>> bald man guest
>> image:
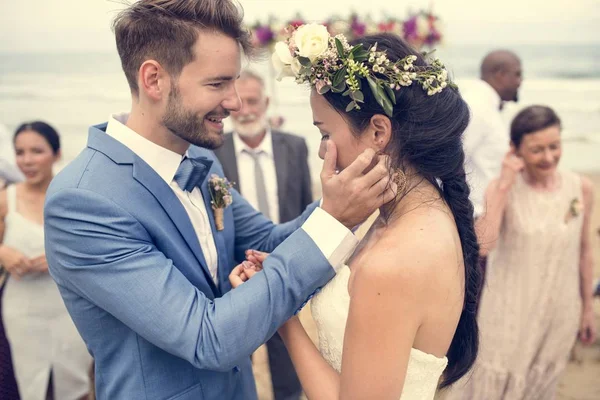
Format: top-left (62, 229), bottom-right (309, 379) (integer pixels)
top-left (463, 50), bottom-right (522, 219)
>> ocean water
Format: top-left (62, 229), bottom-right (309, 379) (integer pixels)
top-left (0, 43), bottom-right (599, 177)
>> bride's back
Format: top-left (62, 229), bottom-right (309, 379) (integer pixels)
top-left (348, 182), bottom-right (465, 361)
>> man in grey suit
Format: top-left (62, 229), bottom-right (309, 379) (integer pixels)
top-left (214, 70), bottom-right (311, 400)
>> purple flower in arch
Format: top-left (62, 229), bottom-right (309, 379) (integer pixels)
top-left (350, 15), bottom-right (366, 38)
top-left (254, 25), bottom-right (274, 46)
top-left (403, 16), bottom-right (419, 41)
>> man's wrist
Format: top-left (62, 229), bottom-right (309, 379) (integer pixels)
top-left (320, 202), bottom-right (351, 229)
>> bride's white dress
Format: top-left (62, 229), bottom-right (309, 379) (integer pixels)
top-left (311, 265), bottom-right (448, 399)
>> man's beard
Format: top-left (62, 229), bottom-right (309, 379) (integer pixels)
top-left (162, 85), bottom-right (227, 150)
top-left (232, 114), bottom-right (268, 138)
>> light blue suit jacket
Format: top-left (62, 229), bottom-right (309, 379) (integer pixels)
top-left (44, 124), bottom-right (335, 400)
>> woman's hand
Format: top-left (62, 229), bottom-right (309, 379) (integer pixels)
top-left (578, 308), bottom-right (597, 345)
top-left (30, 255), bottom-right (48, 273)
top-left (498, 149), bottom-right (525, 190)
top-left (229, 261), bottom-right (262, 288)
top-left (229, 250), bottom-right (270, 288)
top-left (245, 249), bottom-right (269, 269)
top-left (0, 246), bottom-right (33, 279)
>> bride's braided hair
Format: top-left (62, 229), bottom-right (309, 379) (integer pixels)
top-left (322, 33), bottom-right (482, 388)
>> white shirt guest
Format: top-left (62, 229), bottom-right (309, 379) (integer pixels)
top-left (462, 81), bottom-right (508, 217)
top-left (462, 50), bottom-right (523, 217)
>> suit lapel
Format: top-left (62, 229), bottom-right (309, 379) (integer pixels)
top-left (221, 134), bottom-right (241, 192)
top-left (131, 154), bottom-right (219, 295)
top-left (272, 132), bottom-right (289, 216)
top-left (88, 127), bottom-right (220, 295)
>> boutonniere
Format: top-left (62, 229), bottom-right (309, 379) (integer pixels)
top-left (208, 174), bottom-right (234, 231)
top-left (565, 197), bottom-right (583, 223)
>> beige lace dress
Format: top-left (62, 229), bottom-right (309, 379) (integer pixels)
top-left (444, 170), bottom-right (584, 400)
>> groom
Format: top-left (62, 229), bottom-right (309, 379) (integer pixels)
top-left (43, 1), bottom-right (394, 399)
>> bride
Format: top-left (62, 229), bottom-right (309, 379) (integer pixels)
top-left (230, 26), bottom-right (481, 399)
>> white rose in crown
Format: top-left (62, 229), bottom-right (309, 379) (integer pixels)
top-left (294, 23), bottom-right (330, 61)
top-left (272, 42), bottom-right (300, 81)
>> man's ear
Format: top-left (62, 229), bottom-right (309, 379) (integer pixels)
top-left (139, 60), bottom-right (168, 101)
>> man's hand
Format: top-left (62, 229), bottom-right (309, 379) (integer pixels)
top-left (320, 141), bottom-right (396, 229)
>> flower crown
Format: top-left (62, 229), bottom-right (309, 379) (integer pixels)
top-left (271, 23), bottom-right (455, 117)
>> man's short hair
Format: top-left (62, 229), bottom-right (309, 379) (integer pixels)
top-left (113, 0), bottom-right (254, 95)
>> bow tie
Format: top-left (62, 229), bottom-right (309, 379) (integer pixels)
top-left (173, 156), bottom-right (213, 192)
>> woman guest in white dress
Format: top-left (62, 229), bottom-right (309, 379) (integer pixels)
top-left (0, 121), bottom-right (92, 400)
top-left (444, 106), bottom-right (597, 399)
top-left (230, 30), bottom-right (483, 399)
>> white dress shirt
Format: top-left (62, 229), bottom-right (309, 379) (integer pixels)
top-left (232, 130), bottom-right (280, 223)
top-left (106, 113), bottom-right (357, 278)
top-left (462, 81), bottom-right (509, 217)
top-left (107, 113), bottom-right (220, 283)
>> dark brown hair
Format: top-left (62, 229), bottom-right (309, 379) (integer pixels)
top-left (14, 121), bottom-right (61, 154)
top-left (510, 105), bottom-right (561, 148)
top-left (112, 0), bottom-right (253, 95)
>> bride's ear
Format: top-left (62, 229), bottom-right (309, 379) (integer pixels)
top-left (367, 114), bottom-right (392, 151)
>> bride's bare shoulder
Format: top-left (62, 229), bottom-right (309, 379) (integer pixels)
top-left (352, 207), bottom-right (463, 297)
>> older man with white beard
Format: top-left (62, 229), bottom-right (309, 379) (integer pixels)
top-left (214, 70), bottom-right (312, 400)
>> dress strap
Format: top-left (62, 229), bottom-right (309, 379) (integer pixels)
top-left (5, 184), bottom-right (17, 214)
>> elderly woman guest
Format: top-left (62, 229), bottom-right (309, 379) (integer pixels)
top-left (445, 105), bottom-right (596, 399)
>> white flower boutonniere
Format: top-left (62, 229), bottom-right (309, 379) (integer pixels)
top-left (565, 197), bottom-right (583, 224)
top-left (208, 174), bottom-right (234, 231)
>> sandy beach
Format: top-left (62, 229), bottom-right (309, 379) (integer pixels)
top-left (252, 172), bottom-right (600, 400)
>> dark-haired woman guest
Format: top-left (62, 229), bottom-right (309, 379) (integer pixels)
top-left (445, 105), bottom-right (596, 399)
top-left (0, 122), bottom-right (91, 400)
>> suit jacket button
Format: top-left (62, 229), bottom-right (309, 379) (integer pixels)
top-left (233, 366), bottom-right (240, 372)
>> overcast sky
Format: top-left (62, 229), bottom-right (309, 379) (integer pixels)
top-left (1, 0), bottom-right (599, 52)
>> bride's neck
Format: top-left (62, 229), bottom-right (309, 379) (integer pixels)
top-left (378, 174), bottom-right (441, 225)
